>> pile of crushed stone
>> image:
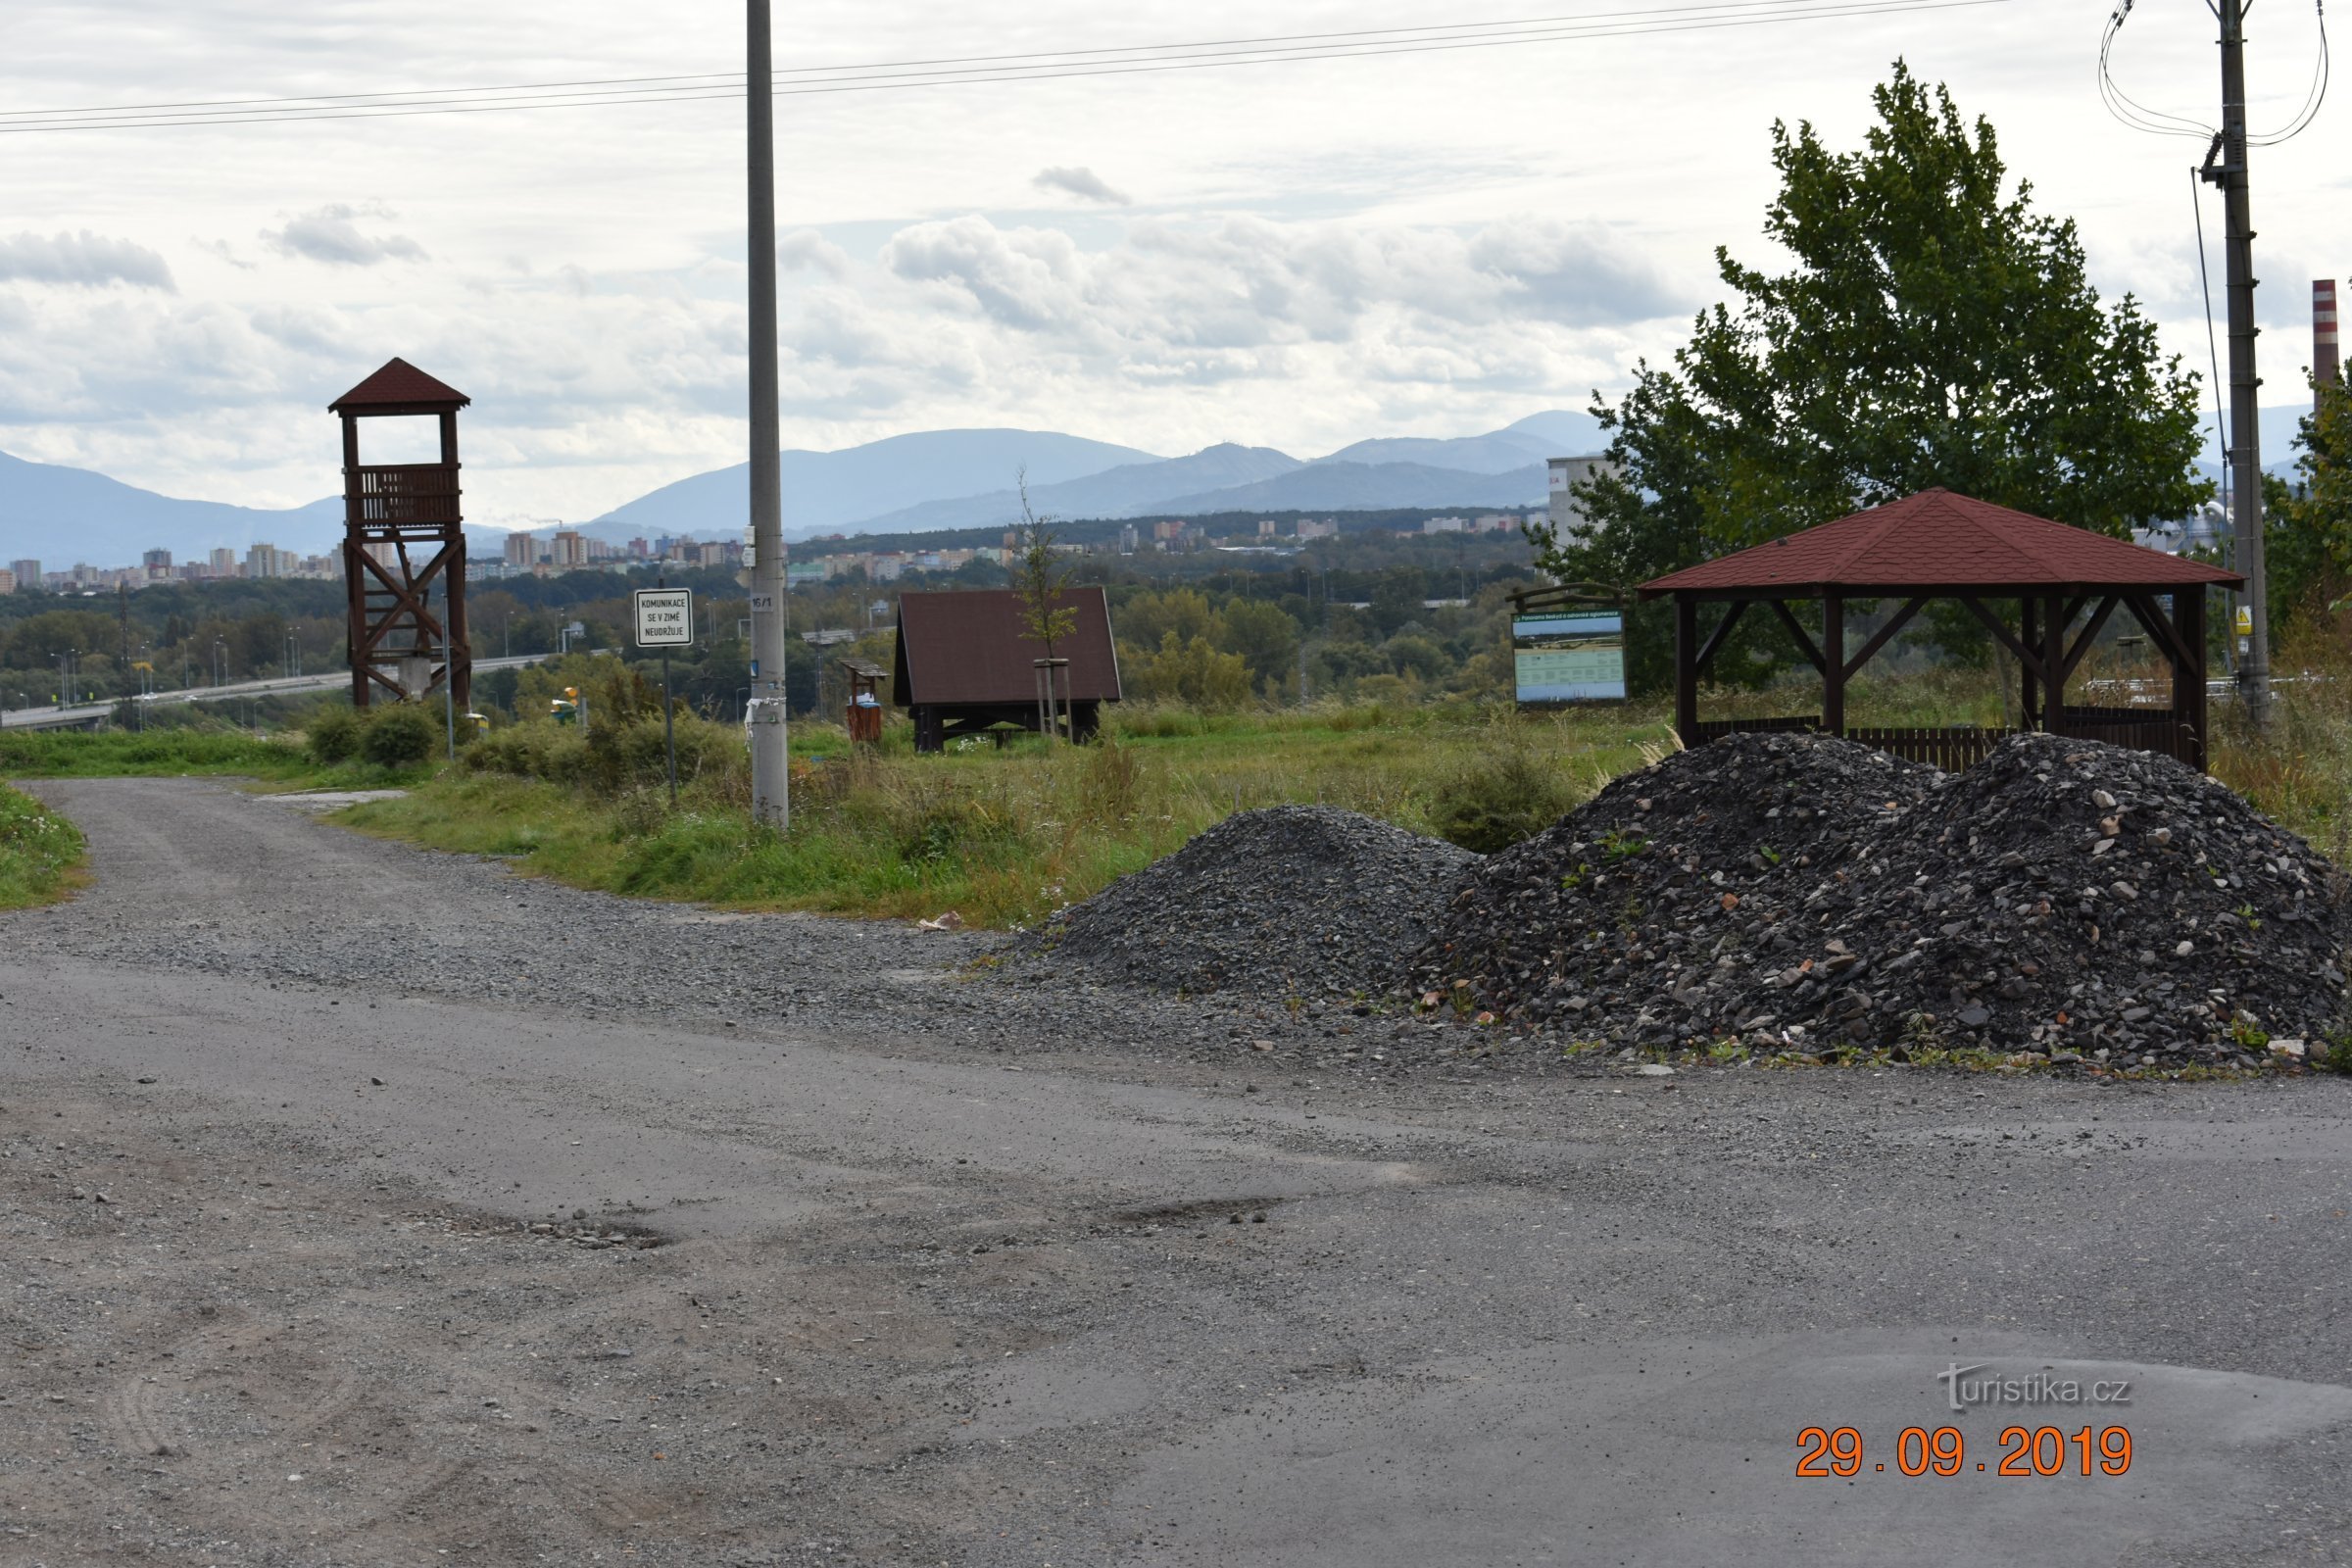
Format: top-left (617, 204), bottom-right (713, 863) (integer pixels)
top-left (1010, 806), bottom-right (1477, 1000)
top-left (1407, 731), bottom-right (2350, 1067)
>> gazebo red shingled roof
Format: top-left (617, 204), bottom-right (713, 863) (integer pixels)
top-left (328, 357), bottom-right (470, 415)
top-left (1636, 489), bottom-right (2239, 773)
top-left (1639, 489), bottom-right (2240, 598)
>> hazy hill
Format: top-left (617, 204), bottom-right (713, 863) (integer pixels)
top-left (846, 442), bottom-right (1303, 535)
top-left (1149, 461), bottom-right (1545, 514)
top-left (581, 427), bottom-right (1163, 546)
top-left (0, 448), bottom-right (340, 571)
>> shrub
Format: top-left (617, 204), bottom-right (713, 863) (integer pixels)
top-left (1427, 741), bottom-right (1583, 854)
top-left (360, 705), bottom-right (440, 767)
top-left (307, 706), bottom-right (362, 765)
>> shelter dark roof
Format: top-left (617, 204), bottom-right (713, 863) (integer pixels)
top-left (329, 358), bottom-right (470, 415)
top-left (894, 589), bottom-right (1122, 707)
top-left (1638, 489), bottom-right (2243, 598)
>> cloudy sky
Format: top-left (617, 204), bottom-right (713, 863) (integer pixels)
top-left (0, 0), bottom-right (2343, 527)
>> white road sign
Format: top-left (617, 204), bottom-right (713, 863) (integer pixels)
top-left (633, 588), bottom-right (694, 648)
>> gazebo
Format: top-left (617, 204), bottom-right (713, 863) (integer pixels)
top-left (893, 588), bottom-right (1123, 752)
top-left (1638, 489), bottom-right (2243, 772)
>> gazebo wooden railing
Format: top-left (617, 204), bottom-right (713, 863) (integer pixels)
top-left (1688, 710), bottom-right (2194, 771)
top-left (1641, 490), bottom-right (2245, 774)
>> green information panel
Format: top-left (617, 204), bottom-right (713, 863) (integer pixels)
top-left (1514, 611), bottom-right (1626, 704)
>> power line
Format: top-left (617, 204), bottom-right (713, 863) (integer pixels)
top-left (0, 0), bottom-right (2018, 135)
top-left (2098, 0), bottom-right (2329, 144)
top-left (2249, 0), bottom-right (2329, 144)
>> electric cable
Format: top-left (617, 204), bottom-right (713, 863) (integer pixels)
top-left (2250, 0), bottom-right (2328, 143)
top-left (2188, 167), bottom-right (2232, 558)
top-left (0, 0), bottom-right (2017, 135)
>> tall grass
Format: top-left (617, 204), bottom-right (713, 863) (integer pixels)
top-left (337, 702), bottom-right (1674, 925)
top-left (2211, 617), bottom-right (2352, 850)
top-left (0, 727), bottom-right (314, 778)
top-left (0, 783), bottom-right (84, 908)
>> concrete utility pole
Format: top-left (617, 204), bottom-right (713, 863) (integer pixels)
top-left (745, 0), bottom-right (790, 829)
top-left (2201, 0), bottom-right (2272, 723)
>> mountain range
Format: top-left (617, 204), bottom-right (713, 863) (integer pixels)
top-left (0, 447), bottom-right (344, 571)
top-left (567, 410), bottom-right (1606, 545)
top-left (1, 402), bottom-right (2322, 571)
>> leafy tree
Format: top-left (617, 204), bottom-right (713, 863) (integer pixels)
top-left (2266, 375), bottom-right (2352, 631)
top-left (1126, 633), bottom-right (1250, 710)
top-left (1533, 61), bottom-right (2209, 692)
top-left (1115, 588), bottom-right (1217, 652)
top-left (1217, 599), bottom-right (1301, 688)
top-left (1010, 470), bottom-right (1078, 737)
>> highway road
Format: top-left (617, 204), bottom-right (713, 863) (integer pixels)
top-left (1, 776), bottom-right (2346, 1566)
top-left (0, 652), bottom-right (555, 729)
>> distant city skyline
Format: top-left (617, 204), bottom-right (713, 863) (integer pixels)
top-left (0, 1), bottom-right (2343, 531)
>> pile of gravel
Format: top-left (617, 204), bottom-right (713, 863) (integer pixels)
top-left (1408, 731), bottom-right (2350, 1067)
top-left (1011, 806), bottom-right (1477, 1000)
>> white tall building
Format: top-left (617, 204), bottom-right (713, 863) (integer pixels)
top-left (1546, 456), bottom-right (1620, 541)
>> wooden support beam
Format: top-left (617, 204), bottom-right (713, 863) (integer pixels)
top-left (1957, 596), bottom-right (2049, 685)
top-left (2021, 597), bottom-right (2041, 727)
top-left (1767, 599), bottom-right (1827, 673)
top-left (1841, 596), bottom-right (1928, 682)
top-left (1674, 594), bottom-right (1699, 742)
top-left (2059, 595), bottom-right (2123, 686)
top-left (2041, 594), bottom-right (2067, 736)
top-left (2172, 588), bottom-right (2210, 770)
top-left (1822, 592), bottom-right (1846, 736)
top-left (1693, 599), bottom-right (1750, 677)
top-left (2125, 592), bottom-right (2198, 673)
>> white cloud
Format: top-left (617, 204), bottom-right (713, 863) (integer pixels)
top-left (777, 228), bottom-right (853, 279)
top-left (1032, 166), bottom-right (1131, 206)
top-left (263, 205), bottom-right (428, 267)
top-left (0, 231), bottom-right (175, 291)
top-left (0, 0), bottom-right (2328, 526)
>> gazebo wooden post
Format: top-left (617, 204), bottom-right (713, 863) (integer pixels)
top-left (2041, 594), bottom-right (2068, 738)
top-left (2172, 588), bottom-right (2209, 768)
top-left (2019, 598), bottom-right (2040, 727)
top-left (1821, 592), bottom-right (1846, 737)
top-left (1674, 593), bottom-right (1699, 743)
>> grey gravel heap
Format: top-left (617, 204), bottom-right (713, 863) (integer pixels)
top-left (1410, 731), bottom-right (2350, 1066)
top-left (1013, 806), bottom-right (1477, 999)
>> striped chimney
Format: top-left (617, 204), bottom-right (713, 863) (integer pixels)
top-left (2319, 279), bottom-right (2341, 393)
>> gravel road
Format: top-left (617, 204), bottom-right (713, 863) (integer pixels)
top-left (4, 776), bottom-right (2351, 1567)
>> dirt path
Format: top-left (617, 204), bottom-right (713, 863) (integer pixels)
top-left (4, 778), bottom-right (2351, 1566)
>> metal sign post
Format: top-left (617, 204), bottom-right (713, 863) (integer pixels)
top-left (635, 584), bottom-right (694, 808)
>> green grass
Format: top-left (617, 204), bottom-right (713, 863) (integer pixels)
top-left (0, 727), bottom-right (314, 779)
top-left (332, 702), bottom-right (1677, 926)
top-left (0, 725), bottom-right (434, 792)
top-left (0, 782), bottom-right (85, 908)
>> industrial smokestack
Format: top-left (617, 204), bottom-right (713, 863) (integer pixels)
top-left (2319, 278), bottom-right (2341, 395)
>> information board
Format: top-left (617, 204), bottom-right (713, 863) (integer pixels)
top-left (1513, 610), bottom-right (1626, 704)
top-left (633, 588), bottom-right (694, 648)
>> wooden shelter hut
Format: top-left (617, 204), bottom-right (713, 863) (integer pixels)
top-left (1639, 489), bottom-right (2242, 772)
top-left (893, 588), bottom-right (1122, 752)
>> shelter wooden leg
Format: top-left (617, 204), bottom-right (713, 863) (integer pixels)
top-left (2172, 589), bottom-right (2209, 769)
top-left (1674, 595), bottom-right (1698, 744)
top-left (2020, 598), bottom-right (2039, 728)
top-left (2041, 595), bottom-right (2067, 737)
top-left (1822, 593), bottom-right (1845, 737)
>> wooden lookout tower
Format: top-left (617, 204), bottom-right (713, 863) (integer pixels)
top-left (331, 358), bottom-right (472, 710)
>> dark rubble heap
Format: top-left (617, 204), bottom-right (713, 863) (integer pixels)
top-left (1011, 805), bottom-right (1477, 1000)
top-left (1406, 732), bottom-right (1937, 1046)
top-left (1409, 731), bottom-right (2349, 1066)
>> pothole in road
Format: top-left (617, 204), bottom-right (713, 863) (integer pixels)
top-left (1110, 1196), bottom-right (1282, 1226)
top-left (408, 1206), bottom-right (670, 1251)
